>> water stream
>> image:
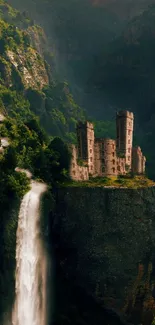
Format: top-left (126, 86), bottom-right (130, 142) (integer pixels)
top-left (12, 177), bottom-right (49, 325)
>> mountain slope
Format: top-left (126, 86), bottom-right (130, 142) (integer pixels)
top-left (0, 1), bottom-right (87, 143)
top-left (6, 0), bottom-right (125, 115)
top-left (89, 4), bottom-right (155, 178)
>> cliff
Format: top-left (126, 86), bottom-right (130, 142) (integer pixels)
top-left (0, 1), bottom-right (86, 142)
top-left (52, 186), bottom-right (155, 324)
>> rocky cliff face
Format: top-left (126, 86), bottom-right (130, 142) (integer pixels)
top-left (52, 187), bottom-right (155, 324)
top-left (0, 6), bottom-right (49, 91)
top-left (6, 47), bottom-right (49, 89)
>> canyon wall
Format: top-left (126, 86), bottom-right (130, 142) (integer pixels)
top-left (53, 186), bottom-right (155, 323)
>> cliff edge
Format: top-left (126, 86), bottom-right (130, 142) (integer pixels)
top-left (52, 186), bottom-right (155, 324)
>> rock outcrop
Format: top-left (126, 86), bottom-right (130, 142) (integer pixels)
top-left (52, 186), bottom-right (155, 324)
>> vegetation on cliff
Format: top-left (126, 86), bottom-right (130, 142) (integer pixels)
top-left (0, 112), bottom-right (72, 318)
top-left (0, 1), bottom-right (88, 144)
top-left (62, 175), bottom-right (155, 189)
top-left (0, 3), bottom-right (74, 316)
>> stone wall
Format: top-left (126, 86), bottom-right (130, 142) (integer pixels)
top-left (102, 139), bottom-right (116, 176)
top-left (69, 144), bottom-right (89, 181)
top-left (77, 121), bottom-right (95, 176)
top-left (116, 157), bottom-right (126, 174)
top-left (94, 141), bottom-right (102, 176)
top-left (116, 111), bottom-right (134, 168)
top-left (132, 147), bottom-right (146, 174)
top-left (86, 122), bottom-right (95, 175)
top-left (54, 186), bottom-right (155, 319)
top-left (94, 139), bottom-right (126, 176)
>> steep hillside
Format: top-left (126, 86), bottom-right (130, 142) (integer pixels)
top-left (0, 1), bottom-right (88, 144)
top-left (6, 0), bottom-right (125, 114)
top-left (7, 0), bottom-right (154, 98)
top-left (89, 4), bottom-right (155, 178)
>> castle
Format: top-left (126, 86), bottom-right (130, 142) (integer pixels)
top-left (70, 110), bottom-right (146, 181)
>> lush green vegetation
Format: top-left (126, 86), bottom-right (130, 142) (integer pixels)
top-left (0, 10), bottom-right (76, 314)
top-left (93, 120), bottom-right (116, 139)
top-left (0, 115), bottom-right (72, 183)
top-left (26, 82), bottom-right (86, 143)
top-left (0, 0), bottom-right (34, 28)
top-left (0, 111), bottom-right (72, 318)
top-left (62, 175), bottom-right (155, 189)
top-left (0, 10), bottom-right (87, 143)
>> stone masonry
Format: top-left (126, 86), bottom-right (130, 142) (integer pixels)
top-left (69, 110), bottom-right (146, 181)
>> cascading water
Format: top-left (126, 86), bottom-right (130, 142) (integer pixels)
top-left (12, 174), bottom-right (49, 325)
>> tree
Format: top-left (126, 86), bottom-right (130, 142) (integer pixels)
top-left (48, 137), bottom-right (72, 182)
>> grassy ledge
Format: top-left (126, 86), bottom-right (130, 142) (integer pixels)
top-left (61, 175), bottom-right (155, 189)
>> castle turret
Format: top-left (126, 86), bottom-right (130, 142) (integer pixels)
top-left (77, 121), bottom-right (95, 175)
top-left (132, 147), bottom-right (146, 175)
top-left (116, 110), bottom-right (134, 169)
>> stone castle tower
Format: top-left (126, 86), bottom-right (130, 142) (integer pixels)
top-left (116, 110), bottom-right (134, 169)
top-left (77, 121), bottom-right (95, 175)
top-left (69, 110), bottom-right (146, 181)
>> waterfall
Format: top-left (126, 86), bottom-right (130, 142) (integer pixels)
top-left (12, 179), bottom-right (49, 325)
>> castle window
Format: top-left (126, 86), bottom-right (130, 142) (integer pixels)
top-left (73, 171), bottom-right (76, 175)
top-left (102, 166), bottom-right (105, 172)
top-left (117, 166), bottom-right (120, 171)
top-left (90, 157), bottom-right (93, 162)
top-left (128, 139), bottom-right (130, 144)
top-left (112, 152), bottom-right (115, 157)
top-left (90, 149), bottom-right (92, 153)
top-left (112, 159), bottom-right (115, 165)
top-left (128, 148), bottom-right (130, 153)
top-left (112, 167), bottom-right (115, 173)
top-left (128, 156), bottom-right (130, 161)
top-left (91, 165), bottom-right (93, 170)
top-left (112, 144), bottom-right (115, 149)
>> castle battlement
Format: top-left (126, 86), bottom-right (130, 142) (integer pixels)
top-left (117, 110), bottom-right (134, 119)
top-left (69, 110), bottom-right (146, 181)
top-left (76, 121), bottom-right (94, 130)
top-left (133, 146), bottom-right (142, 154)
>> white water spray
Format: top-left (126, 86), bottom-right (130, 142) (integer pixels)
top-left (12, 177), bottom-right (49, 325)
